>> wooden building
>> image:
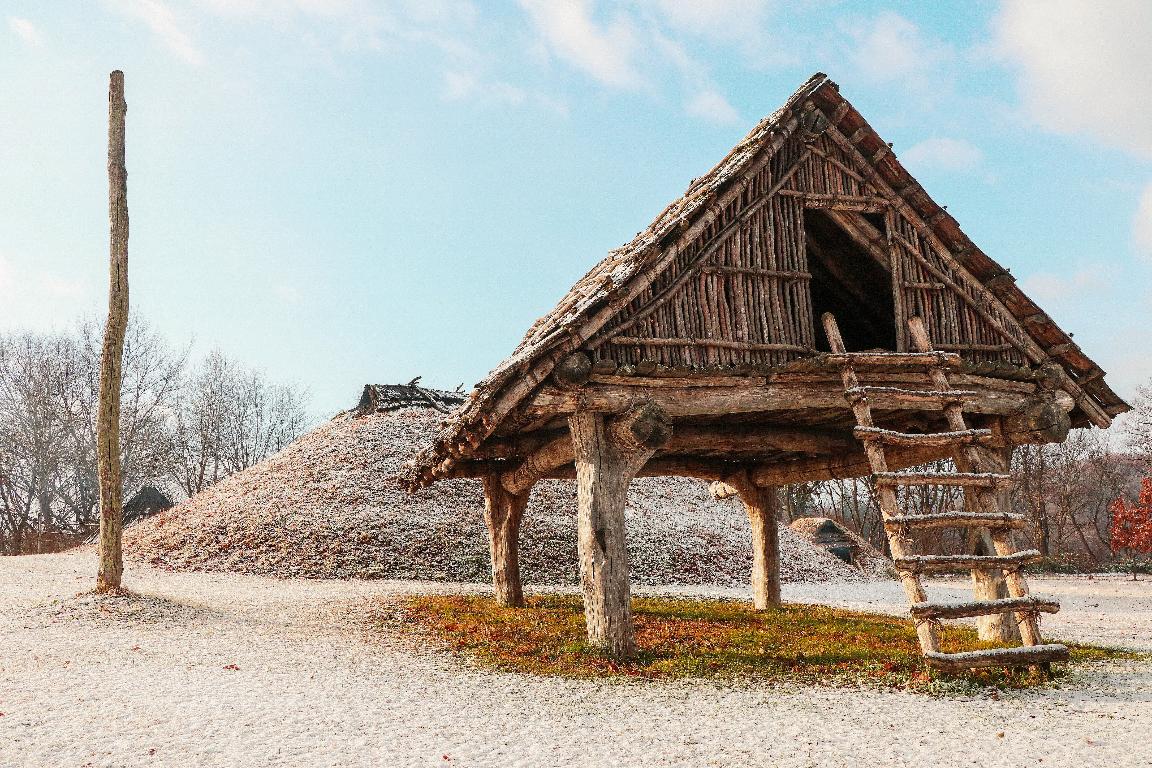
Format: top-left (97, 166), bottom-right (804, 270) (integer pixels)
top-left (406, 74), bottom-right (1128, 671)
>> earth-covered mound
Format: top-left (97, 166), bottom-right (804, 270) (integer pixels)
top-left (126, 408), bottom-right (876, 586)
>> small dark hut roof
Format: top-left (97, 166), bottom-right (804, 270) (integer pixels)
top-left (353, 382), bottom-right (465, 416)
top-left (124, 485), bottom-right (173, 515)
top-left (407, 73), bottom-right (1128, 488)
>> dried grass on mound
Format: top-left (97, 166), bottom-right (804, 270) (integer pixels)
top-left (126, 409), bottom-right (873, 586)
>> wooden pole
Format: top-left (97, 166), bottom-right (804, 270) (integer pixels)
top-left (481, 476), bottom-right (529, 607)
top-left (96, 70), bottom-right (129, 593)
top-left (971, 446), bottom-right (1022, 642)
top-left (569, 404), bottom-right (669, 657)
top-left (740, 484), bottom-right (781, 609)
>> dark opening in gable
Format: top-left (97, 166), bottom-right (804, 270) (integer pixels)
top-left (804, 209), bottom-right (897, 352)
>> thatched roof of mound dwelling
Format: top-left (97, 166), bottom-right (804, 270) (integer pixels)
top-left (789, 517), bottom-right (895, 580)
top-left (125, 386), bottom-right (872, 586)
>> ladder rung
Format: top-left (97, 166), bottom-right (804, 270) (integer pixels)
top-left (894, 550), bottom-right (1042, 574)
top-left (910, 596), bottom-right (1061, 620)
top-left (924, 644), bottom-right (1069, 671)
top-left (854, 426), bottom-right (993, 447)
top-left (844, 386), bottom-right (975, 407)
top-left (884, 512), bottom-right (1026, 531)
top-left (824, 351), bottom-right (962, 368)
top-left (875, 472), bottom-right (1013, 489)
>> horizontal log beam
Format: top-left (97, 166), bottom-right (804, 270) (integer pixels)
top-left (526, 383), bottom-right (1032, 419)
top-left (500, 424), bottom-right (858, 493)
top-left (449, 441), bottom-right (958, 488)
top-left (746, 443), bottom-right (955, 486)
top-left (581, 368), bottom-right (1037, 395)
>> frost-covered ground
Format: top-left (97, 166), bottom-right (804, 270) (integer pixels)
top-left (2, 551), bottom-right (1150, 768)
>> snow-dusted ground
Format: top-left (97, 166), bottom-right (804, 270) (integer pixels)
top-left (2, 552), bottom-right (1150, 768)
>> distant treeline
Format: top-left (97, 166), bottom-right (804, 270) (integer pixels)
top-left (781, 405), bottom-right (1152, 573)
top-left (0, 319), bottom-right (309, 554)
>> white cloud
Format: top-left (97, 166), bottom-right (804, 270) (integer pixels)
top-left (649, 31), bottom-right (741, 127)
top-left (8, 17), bottom-right (42, 47)
top-left (442, 70), bottom-right (526, 106)
top-left (517, 0), bottom-right (641, 89)
top-left (107, 0), bottom-right (204, 65)
top-left (650, 0), bottom-right (773, 55)
top-left (1021, 268), bottom-right (1106, 305)
top-left (901, 138), bottom-right (984, 173)
top-left (996, 0), bottom-right (1152, 157)
top-left (1135, 183), bottom-right (1152, 258)
top-left (844, 11), bottom-right (949, 86)
top-left (686, 89), bottom-right (740, 126)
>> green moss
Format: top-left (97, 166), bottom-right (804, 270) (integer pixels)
top-left (389, 594), bottom-right (1139, 692)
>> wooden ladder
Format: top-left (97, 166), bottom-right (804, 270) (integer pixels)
top-left (822, 312), bottom-right (1067, 672)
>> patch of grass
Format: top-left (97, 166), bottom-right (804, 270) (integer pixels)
top-left (391, 594), bottom-right (1137, 693)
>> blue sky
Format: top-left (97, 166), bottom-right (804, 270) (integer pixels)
top-left (1, 0), bottom-right (1150, 419)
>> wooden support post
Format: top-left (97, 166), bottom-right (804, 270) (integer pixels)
top-left (569, 403), bottom-right (670, 657)
top-left (481, 476), bottom-right (529, 608)
top-left (96, 70), bottom-right (129, 593)
top-left (970, 446), bottom-right (1024, 643)
top-left (740, 484), bottom-right (781, 609)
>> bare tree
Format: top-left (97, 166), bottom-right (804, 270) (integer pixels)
top-left (0, 325), bottom-right (306, 555)
top-left (170, 350), bottom-right (308, 496)
top-left (1126, 383), bottom-right (1152, 466)
top-left (53, 320), bottom-right (184, 534)
top-left (0, 333), bottom-right (76, 553)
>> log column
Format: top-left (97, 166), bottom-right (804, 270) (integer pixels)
top-left (970, 445), bottom-right (1022, 642)
top-left (481, 476), bottom-right (530, 608)
top-left (735, 483), bottom-right (781, 609)
top-left (569, 403), bottom-right (671, 657)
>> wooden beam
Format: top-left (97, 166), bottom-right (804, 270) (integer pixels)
top-left (526, 382), bottom-right (1033, 420)
top-left (746, 443), bottom-right (955, 486)
top-left (501, 423), bottom-right (856, 493)
top-left (552, 352), bottom-right (592, 389)
top-left (501, 435), bottom-right (572, 494)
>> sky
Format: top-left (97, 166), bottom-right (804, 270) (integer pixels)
top-left (1, 0), bottom-right (1150, 420)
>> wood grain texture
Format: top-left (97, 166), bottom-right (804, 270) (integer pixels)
top-left (569, 406), bottom-right (669, 657)
top-left (481, 476), bottom-right (530, 607)
top-left (96, 71), bottom-right (129, 593)
top-left (741, 484), bottom-right (781, 609)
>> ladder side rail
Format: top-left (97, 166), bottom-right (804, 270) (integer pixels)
top-left (906, 317), bottom-right (1044, 647)
top-left (823, 312), bottom-right (940, 654)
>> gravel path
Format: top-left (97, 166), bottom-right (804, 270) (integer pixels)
top-left (2, 552), bottom-right (1150, 768)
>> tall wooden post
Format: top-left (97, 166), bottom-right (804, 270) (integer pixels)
top-left (96, 70), bottom-right (129, 593)
top-left (740, 484), bottom-right (781, 609)
top-left (481, 476), bottom-right (529, 607)
top-left (970, 446), bottom-right (1022, 642)
top-left (569, 403), bottom-right (670, 657)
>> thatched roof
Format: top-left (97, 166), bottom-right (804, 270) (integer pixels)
top-left (407, 72), bottom-right (1127, 489)
top-left (353, 382), bottom-right (464, 416)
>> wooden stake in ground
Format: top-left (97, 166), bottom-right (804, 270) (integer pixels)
top-left (96, 70), bottom-right (129, 593)
top-left (569, 404), bottom-right (671, 657)
top-left (481, 476), bottom-right (529, 607)
top-left (740, 484), bottom-right (782, 609)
